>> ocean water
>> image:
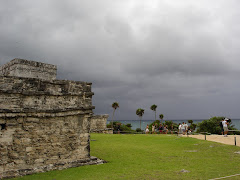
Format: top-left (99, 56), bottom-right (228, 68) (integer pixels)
top-left (107, 119), bottom-right (240, 131)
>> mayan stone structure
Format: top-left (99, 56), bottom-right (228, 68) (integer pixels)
top-left (0, 58), bottom-right (57, 80)
top-left (0, 59), bottom-right (104, 179)
top-left (90, 115), bottom-right (112, 134)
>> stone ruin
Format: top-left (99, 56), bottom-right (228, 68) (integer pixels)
top-left (0, 58), bottom-right (108, 179)
top-left (90, 115), bottom-right (111, 134)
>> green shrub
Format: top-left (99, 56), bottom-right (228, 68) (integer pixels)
top-left (196, 116), bottom-right (238, 134)
top-left (136, 128), bottom-right (143, 132)
top-left (196, 117), bottom-right (223, 134)
top-left (107, 121), bottom-right (134, 133)
top-left (190, 123), bottom-right (197, 131)
top-left (126, 123), bottom-right (132, 128)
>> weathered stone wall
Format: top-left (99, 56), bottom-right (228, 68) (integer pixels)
top-left (90, 115), bottom-right (109, 131)
top-left (0, 59), bottom-right (57, 80)
top-left (0, 76), bottom-right (93, 112)
top-left (0, 59), bottom-right (101, 179)
top-left (0, 114), bottom-right (92, 178)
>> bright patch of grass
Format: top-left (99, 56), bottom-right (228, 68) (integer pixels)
top-left (14, 134), bottom-right (240, 180)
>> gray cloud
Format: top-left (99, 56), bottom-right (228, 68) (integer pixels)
top-left (1, 0), bottom-right (240, 120)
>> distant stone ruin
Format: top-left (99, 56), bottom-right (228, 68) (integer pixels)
top-left (90, 115), bottom-right (112, 134)
top-left (0, 59), bottom-right (106, 179)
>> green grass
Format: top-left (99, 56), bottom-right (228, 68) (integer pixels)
top-left (15, 134), bottom-right (240, 180)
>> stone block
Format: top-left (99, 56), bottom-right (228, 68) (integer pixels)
top-left (13, 138), bottom-right (21, 145)
top-left (22, 138), bottom-right (31, 144)
top-left (34, 158), bottom-right (44, 163)
top-left (14, 159), bottom-right (25, 165)
top-left (26, 147), bottom-right (33, 152)
top-left (25, 117), bottom-right (39, 123)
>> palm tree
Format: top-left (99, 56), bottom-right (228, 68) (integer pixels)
top-left (112, 102), bottom-right (119, 129)
top-left (150, 104), bottom-right (157, 121)
top-left (136, 108), bottom-right (144, 130)
top-left (159, 114), bottom-right (164, 123)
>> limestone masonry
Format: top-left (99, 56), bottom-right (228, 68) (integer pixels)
top-left (90, 115), bottom-right (112, 134)
top-left (0, 59), bottom-right (105, 179)
top-left (0, 58), bottom-right (57, 80)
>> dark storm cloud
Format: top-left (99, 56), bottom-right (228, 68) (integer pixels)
top-left (1, 0), bottom-right (240, 120)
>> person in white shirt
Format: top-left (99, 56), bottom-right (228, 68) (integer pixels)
top-left (181, 122), bottom-right (186, 135)
top-left (222, 118), bottom-right (229, 137)
top-left (152, 124), bottom-right (155, 134)
top-left (178, 123), bottom-right (182, 134)
top-left (184, 123), bottom-right (188, 134)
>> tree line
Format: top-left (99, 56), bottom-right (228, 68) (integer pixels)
top-left (110, 102), bottom-right (239, 134)
top-left (111, 102), bottom-right (164, 130)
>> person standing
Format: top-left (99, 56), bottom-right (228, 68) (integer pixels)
top-left (159, 123), bottom-right (163, 134)
top-left (163, 125), bottom-right (168, 134)
top-left (184, 123), bottom-right (188, 134)
top-left (170, 124), bottom-right (174, 134)
top-left (181, 122), bottom-right (186, 135)
top-left (152, 124), bottom-right (155, 134)
top-left (178, 123), bottom-right (182, 134)
top-left (219, 118), bottom-right (224, 135)
top-left (222, 118), bottom-right (229, 137)
top-left (145, 124), bottom-right (149, 134)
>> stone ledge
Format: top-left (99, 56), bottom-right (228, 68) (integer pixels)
top-left (0, 76), bottom-right (93, 96)
top-left (0, 156), bottom-right (106, 179)
top-left (0, 109), bottom-right (94, 118)
top-left (0, 75), bottom-right (92, 85)
top-left (92, 114), bottom-right (109, 119)
top-left (0, 59), bottom-right (57, 71)
top-left (0, 107), bottom-right (95, 113)
top-left (0, 59), bottom-right (57, 80)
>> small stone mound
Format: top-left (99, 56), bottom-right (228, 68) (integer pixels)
top-left (180, 169), bottom-right (190, 173)
top-left (185, 150), bottom-right (197, 152)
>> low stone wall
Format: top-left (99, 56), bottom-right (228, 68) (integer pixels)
top-left (90, 115), bottom-right (109, 132)
top-left (91, 128), bottom-right (113, 134)
top-left (0, 113), bottom-right (92, 178)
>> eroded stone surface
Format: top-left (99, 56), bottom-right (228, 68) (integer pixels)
top-left (0, 58), bottom-right (57, 80)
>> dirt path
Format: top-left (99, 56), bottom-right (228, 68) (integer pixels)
top-left (185, 134), bottom-right (240, 147)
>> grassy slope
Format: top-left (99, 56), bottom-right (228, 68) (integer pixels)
top-left (15, 134), bottom-right (240, 180)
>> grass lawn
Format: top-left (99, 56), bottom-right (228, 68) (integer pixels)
top-left (14, 134), bottom-right (240, 180)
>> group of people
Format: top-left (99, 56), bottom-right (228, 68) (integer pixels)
top-left (178, 122), bottom-right (190, 135)
top-left (145, 123), bottom-right (174, 134)
top-left (144, 118), bottom-right (231, 136)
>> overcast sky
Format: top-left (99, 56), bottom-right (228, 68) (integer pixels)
top-left (1, 0), bottom-right (240, 120)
